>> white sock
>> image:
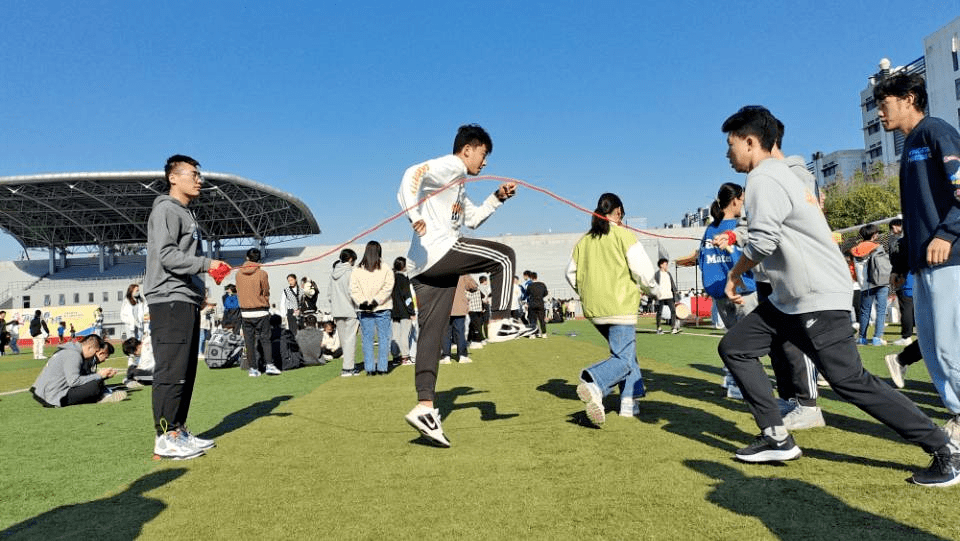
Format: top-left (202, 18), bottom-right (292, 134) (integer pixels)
top-left (763, 425), bottom-right (789, 441)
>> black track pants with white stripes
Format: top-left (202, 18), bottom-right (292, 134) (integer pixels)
top-left (411, 238), bottom-right (515, 402)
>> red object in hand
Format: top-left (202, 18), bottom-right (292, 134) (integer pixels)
top-left (208, 263), bottom-right (231, 285)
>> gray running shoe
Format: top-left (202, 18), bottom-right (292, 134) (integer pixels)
top-left (884, 353), bottom-right (907, 389)
top-left (576, 381), bottom-right (606, 426)
top-left (782, 404), bottom-right (826, 430)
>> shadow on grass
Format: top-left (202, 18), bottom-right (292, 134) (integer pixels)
top-left (435, 386), bottom-right (519, 422)
top-left (199, 395), bottom-right (293, 440)
top-left (1, 468), bottom-right (187, 540)
top-left (685, 459), bottom-right (949, 540)
top-left (637, 400), bottom-right (754, 453)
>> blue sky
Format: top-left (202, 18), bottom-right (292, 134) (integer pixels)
top-left (0, 1), bottom-right (955, 258)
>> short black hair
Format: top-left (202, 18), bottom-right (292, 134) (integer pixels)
top-left (304, 314), bottom-right (318, 328)
top-left (122, 337), bottom-right (141, 356)
top-left (162, 154), bottom-right (200, 191)
top-left (246, 248), bottom-right (262, 263)
top-left (453, 124), bottom-right (493, 155)
top-left (889, 218), bottom-right (903, 228)
top-left (873, 73), bottom-right (927, 112)
top-left (80, 334), bottom-right (106, 349)
top-left (657, 257), bottom-right (669, 266)
top-left (721, 106), bottom-right (780, 152)
top-left (859, 223), bottom-right (879, 240)
top-left (339, 248), bottom-right (357, 264)
top-left (393, 256), bottom-right (407, 272)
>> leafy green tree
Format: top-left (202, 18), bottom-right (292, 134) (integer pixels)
top-left (822, 172), bottom-right (900, 230)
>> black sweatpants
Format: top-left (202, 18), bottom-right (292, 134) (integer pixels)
top-left (150, 301), bottom-right (201, 436)
top-left (718, 301), bottom-right (947, 453)
top-left (242, 315), bottom-right (274, 371)
top-left (412, 238), bottom-right (515, 402)
top-left (756, 282), bottom-right (818, 406)
top-left (529, 305), bottom-right (546, 336)
top-left (656, 299), bottom-right (676, 329)
top-left (898, 290), bottom-right (915, 339)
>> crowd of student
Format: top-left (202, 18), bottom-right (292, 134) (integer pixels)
top-left (16, 73), bottom-right (960, 488)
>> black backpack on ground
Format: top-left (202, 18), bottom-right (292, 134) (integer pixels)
top-left (278, 329), bottom-right (304, 371)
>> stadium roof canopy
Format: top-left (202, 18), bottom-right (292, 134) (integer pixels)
top-left (0, 171), bottom-right (320, 250)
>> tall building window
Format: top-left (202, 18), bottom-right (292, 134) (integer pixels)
top-left (955, 78), bottom-right (960, 100)
top-left (58, 294), bottom-right (65, 306)
top-left (102, 291), bottom-right (109, 303)
top-left (868, 147), bottom-right (883, 159)
top-left (88, 292), bottom-right (94, 303)
top-left (44, 295), bottom-right (51, 306)
top-left (866, 123), bottom-right (880, 135)
top-left (23, 296), bottom-right (30, 309)
top-left (117, 291), bottom-right (123, 301)
top-left (864, 97), bottom-right (877, 111)
top-left (73, 293), bottom-right (80, 304)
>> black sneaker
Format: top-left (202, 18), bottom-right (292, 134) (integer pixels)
top-left (911, 446), bottom-right (960, 487)
top-left (735, 433), bottom-right (802, 463)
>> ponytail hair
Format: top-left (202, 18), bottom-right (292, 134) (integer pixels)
top-left (588, 193), bottom-right (624, 238)
top-left (709, 183), bottom-right (744, 224)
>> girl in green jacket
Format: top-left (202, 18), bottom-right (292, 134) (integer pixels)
top-left (566, 193), bottom-right (656, 426)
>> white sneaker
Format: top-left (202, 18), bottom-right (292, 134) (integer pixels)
top-left (439, 356), bottom-right (452, 365)
top-left (726, 383), bottom-right (743, 400)
top-left (179, 428), bottom-right (215, 450)
top-left (470, 341), bottom-right (484, 350)
top-left (123, 379), bottom-right (144, 390)
top-left (782, 404), bottom-right (826, 430)
top-left (97, 389), bottom-right (127, 403)
top-left (248, 368), bottom-right (262, 377)
top-left (487, 319), bottom-right (520, 342)
top-left (401, 357), bottom-right (415, 366)
top-left (154, 431), bottom-right (204, 460)
top-left (264, 364), bottom-right (282, 375)
top-left (885, 353), bottom-right (907, 389)
top-left (671, 327), bottom-right (680, 335)
top-left (619, 397), bottom-right (639, 417)
top-left (944, 415), bottom-right (960, 445)
top-left (404, 404), bottom-right (451, 447)
top-left (458, 356), bottom-right (473, 364)
top-left (576, 380), bottom-right (606, 426)
top-left (893, 337), bottom-right (913, 346)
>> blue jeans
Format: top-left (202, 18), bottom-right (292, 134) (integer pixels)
top-left (198, 328), bottom-right (210, 356)
top-left (581, 324), bottom-right (645, 400)
top-left (359, 310), bottom-right (391, 373)
top-left (441, 316), bottom-right (468, 359)
top-left (858, 285), bottom-right (889, 340)
top-left (914, 266), bottom-right (960, 414)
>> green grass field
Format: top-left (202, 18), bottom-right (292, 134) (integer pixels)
top-left (2, 320), bottom-right (959, 540)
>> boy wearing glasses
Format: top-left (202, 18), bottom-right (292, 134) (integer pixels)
top-left (144, 154), bottom-right (229, 459)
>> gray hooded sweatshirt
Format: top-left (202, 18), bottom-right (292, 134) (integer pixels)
top-left (32, 341), bottom-right (99, 406)
top-left (742, 158), bottom-right (851, 315)
top-left (327, 261), bottom-right (357, 319)
top-left (143, 195), bottom-right (210, 306)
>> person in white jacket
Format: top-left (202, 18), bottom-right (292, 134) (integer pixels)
top-left (120, 284), bottom-right (147, 340)
top-left (397, 124), bottom-right (520, 447)
top-left (350, 241), bottom-right (395, 375)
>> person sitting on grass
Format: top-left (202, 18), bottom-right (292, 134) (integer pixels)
top-left (320, 320), bottom-right (343, 364)
top-left (566, 192), bottom-right (656, 425)
top-left (122, 336), bottom-right (156, 388)
top-left (30, 334), bottom-right (127, 407)
top-left (296, 314), bottom-right (326, 366)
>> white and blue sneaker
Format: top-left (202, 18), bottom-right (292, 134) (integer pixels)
top-left (179, 428), bottom-right (215, 450)
top-left (264, 364), bottom-right (282, 376)
top-left (154, 431), bottom-right (204, 460)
